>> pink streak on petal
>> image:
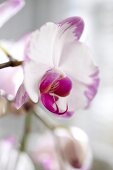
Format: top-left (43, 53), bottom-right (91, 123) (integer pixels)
top-left (58, 16), bottom-right (84, 40)
top-left (0, 0), bottom-right (25, 28)
top-left (14, 84), bottom-right (29, 109)
top-left (53, 77), bottom-right (72, 97)
top-left (8, 0), bottom-right (24, 6)
top-left (85, 69), bottom-right (100, 108)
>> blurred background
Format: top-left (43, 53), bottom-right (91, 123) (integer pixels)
top-left (0, 0), bottom-right (113, 169)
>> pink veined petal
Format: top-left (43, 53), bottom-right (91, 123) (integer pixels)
top-left (67, 75), bottom-right (99, 111)
top-left (53, 17), bottom-right (84, 67)
top-left (40, 93), bottom-right (73, 117)
top-left (58, 41), bottom-right (99, 84)
top-left (26, 23), bottom-right (58, 66)
top-left (24, 61), bottom-right (50, 103)
top-left (58, 17), bottom-right (84, 41)
top-left (0, 0), bottom-right (25, 28)
top-left (14, 83), bottom-right (29, 109)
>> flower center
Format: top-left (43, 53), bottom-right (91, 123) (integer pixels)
top-left (39, 69), bottom-right (72, 97)
top-left (39, 69), bottom-right (73, 116)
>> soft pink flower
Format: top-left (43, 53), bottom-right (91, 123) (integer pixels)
top-left (55, 127), bottom-right (92, 170)
top-left (16, 17), bottom-right (99, 116)
top-left (0, 136), bottom-right (35, 170)
top-left (0, 0), bottom-right (25, 99)
top-left (27, 127), bottom-right (92, 170)
top-left (0, 37), bottom-right (27, 99)
top-left (27, 133), bottom-right (60, 170)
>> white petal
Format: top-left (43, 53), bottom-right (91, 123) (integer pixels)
top-left (0, 38), bottom-right (27, 98)
top-left (53, 17), bottom-right (84, 67)
top-left (27, 23), bottom-right (58, 66)
top-left (58, 41), bottom-right (98, 84)
top-left (24, 61), bottom-right (49, 103)
top-left (68, 80), bottom-right (89, 111)
top-left (0, 67), bottom-right (23, 98)
top-left (0, 0), bottom-right (25, 28)
top-left (68, 75), bottom-right (99, 111)
top-left (57, 76), bottom-right (99, 112)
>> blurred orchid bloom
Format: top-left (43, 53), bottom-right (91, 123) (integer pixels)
top-left (0, 0), bottom-right (26, 99)
top-left (27, 133), bottom-right (61, 170)
top-left (27, 127), bottom-right (92, 170)
top-left (0, 0), bottom-right (25, 28)
top-left (17, 17), bottom-right (99, 116)
top-left (0, 137), bottom-right (35, 170)
top-left (0, 37), bottom-right (28, 100)
top-left (55, 127), bottom-right (92, 170)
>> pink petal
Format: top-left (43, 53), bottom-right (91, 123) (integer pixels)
top-left (26, 23), bottom-right (58, 66)
top-left (14, 84), bottom-right (29, 109)
top-left (40, 93), bottom-right (73, 117)
top-left (24, 61), bottom-right (50, 103)
top-left (53, 76), bottom-right (72, 97)
top-left (39, 70), bottom-right (60, 93)
top-left (58, 17), bottom-right (84, 40)
top-left (40, 69), bottom-right (72, 97)
top-left (58, 41), bottom-right (99, 85)
top-left (0, 0), bottom-right (25, 28)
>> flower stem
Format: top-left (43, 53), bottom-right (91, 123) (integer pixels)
top-left (0, 45), bottom-right (14, 61)
top-left (0, 60), bottom-right (22, 69)
top-left (0, 45), bottom-right (23, 69)
top-left (19, 112), bottom-right (32, 152)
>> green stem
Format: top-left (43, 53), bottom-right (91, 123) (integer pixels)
top-left (19, 112), bottom-right (32, 151)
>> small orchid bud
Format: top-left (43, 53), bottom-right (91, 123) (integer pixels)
top-left (54, 127), bottom-right (92, 170)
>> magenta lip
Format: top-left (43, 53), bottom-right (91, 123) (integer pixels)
top-left (39, 70), bottom-right (73, 116)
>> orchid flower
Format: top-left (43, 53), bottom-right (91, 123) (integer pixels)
top-left (0, 137), bottom-right (35, 170)
top-left (0, 0), bottom-right (25, 99)
top-left (0, 37), bottom-right (28, 100)
top-left (55, 127), bottom-right (92, 170)
top-left (27, 133), bottom-right (61, 170)
top-left (27, 127), bottom-right (92, 170)
top-left (16, 17), bottom-right (99, 116)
